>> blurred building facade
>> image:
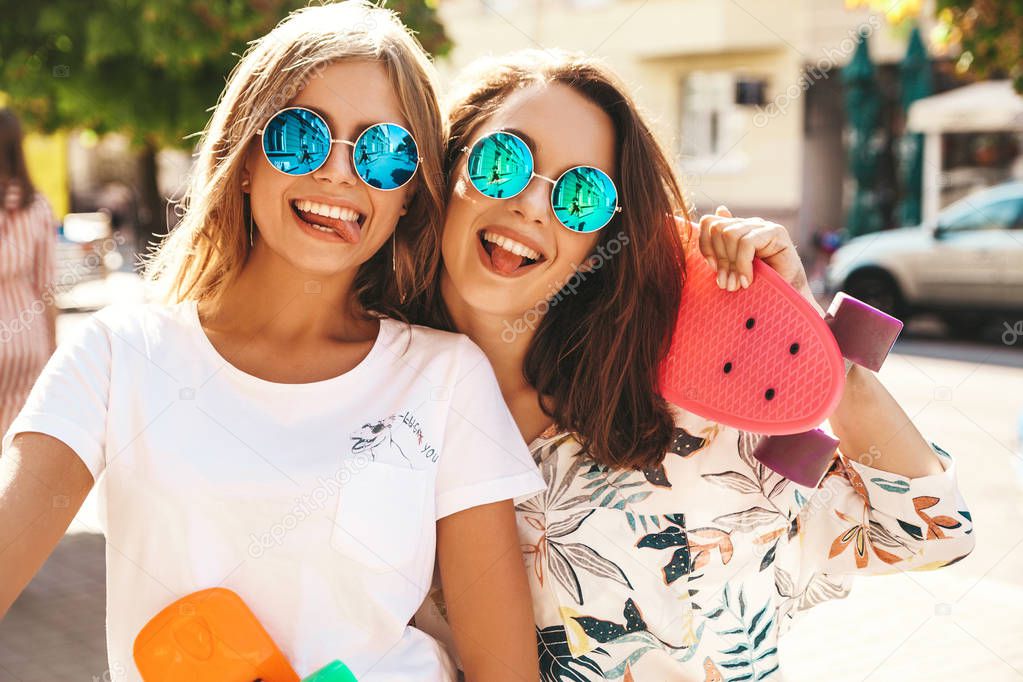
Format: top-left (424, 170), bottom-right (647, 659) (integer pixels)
top-left (433, 0), bottom-right (950, 247)
top-left (908, 81), bottom-right (1023, 223)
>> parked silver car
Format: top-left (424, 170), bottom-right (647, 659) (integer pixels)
top-left (825, 182), bottom-right (1023, 335)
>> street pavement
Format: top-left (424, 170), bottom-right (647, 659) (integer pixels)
top-left (1, 309), bottom-right (1022, 681)
top-left (779, 330), bottom-right (1023, 682)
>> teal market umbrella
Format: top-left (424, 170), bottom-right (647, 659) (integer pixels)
top-left (842, 30), bottom-right (884, 237)
top-left (897, 25), bottom-right (933, 227)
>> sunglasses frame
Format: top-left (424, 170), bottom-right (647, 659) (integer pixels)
top-left (460, 129), bottom-right (623, 232)
top-left (257, 106), bottom-right (422, 192)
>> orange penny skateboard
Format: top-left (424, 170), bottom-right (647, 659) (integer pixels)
top-left (134, 587), bottom-right (356, 682)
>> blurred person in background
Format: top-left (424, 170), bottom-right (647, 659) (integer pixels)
top-left (0, 108), bottom-right (57, 437)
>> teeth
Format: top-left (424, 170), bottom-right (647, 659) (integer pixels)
top-left (294, 200), bottom-right (361, 223)
top-left (481, 230), bottom-right (541, 260)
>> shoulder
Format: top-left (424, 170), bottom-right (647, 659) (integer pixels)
top-left (27, 191), bottom-right (55, 222)
top-left (381, 317), bottom-right (487, 365)
top-left (378, 318), bottom-right (500, 395)
top-left (29, 191), bottom-right (51, 210)
top-left (91, 300), bottom-right (179, 325)
top-left (84, 300), bottom-right (192, 347)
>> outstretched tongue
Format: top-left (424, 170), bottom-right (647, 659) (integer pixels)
top-left (490, 243), bottom-right (525, 274)
top-left (295, 205), bottom-right (359, 242)
top-left (298, 208), bottom-right (340, 232)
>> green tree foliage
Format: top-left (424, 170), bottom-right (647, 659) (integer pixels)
top-left (936, 0), bottom-right (1023, 92)
top-left (0, 0), bottom-right (450, 244)
top-left (0, 0), bottom-right (450, 146)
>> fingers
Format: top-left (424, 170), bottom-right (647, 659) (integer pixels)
top-left (697, 206), bottom-right (784, 292)
top-left (698, 205), bottom-right (738, 269)
top-left (711, 225), bottom-right (729, 286)
top-left (711, 206), bottom-right (736, 279)
top-left (698, 213), bottom-right (716, 270)
top-left (719, 222), bottom-right (753, 290)
top-left (732, 226), bottom-right (779, 287)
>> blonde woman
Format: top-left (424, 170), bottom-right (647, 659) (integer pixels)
top-left (0, 108), bottom-right (57, 437)
top-left (0, 4), bottom-right (544, 680)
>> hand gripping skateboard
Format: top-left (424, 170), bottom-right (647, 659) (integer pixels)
top-left (659, 227), bottom-right (903, 488)
top-left (133, 587), bottom-right (357, 682)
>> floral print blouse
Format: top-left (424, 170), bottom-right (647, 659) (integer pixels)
top-left (415, 404), bottom-right (974, 681)
top-left (519, 408), bottom-right (973, 678)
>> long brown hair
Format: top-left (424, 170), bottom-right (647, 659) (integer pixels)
top-left (142, 0), bottom-right (447, 321)
top-left (409, 49), bottom-right (691, 469)
top-left (0, 109), bottom-right (38, 211)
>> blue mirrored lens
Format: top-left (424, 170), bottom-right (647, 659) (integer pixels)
top-left (466, 132), bottom-right (532, 199)
top-left (552, 166), bottom-right (618, 232)
top-left (262, 108), bottom-right (331, 175)
top-left (353, 123), bottom-right (419, 190)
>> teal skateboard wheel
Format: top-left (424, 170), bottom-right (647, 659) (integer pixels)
top-left (302, 660), bottom-right (357, 682)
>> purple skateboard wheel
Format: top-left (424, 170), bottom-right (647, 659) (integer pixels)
top-left (753, 429), bottom-right (839, 488)
top-left (825, 292), bottom-right (904, 372)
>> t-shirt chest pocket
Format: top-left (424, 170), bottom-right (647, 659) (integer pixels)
top-left (329, 460), bottom-right (435, 574)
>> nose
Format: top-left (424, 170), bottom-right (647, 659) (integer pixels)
top-left (507, 174), bottom-right (551, 226)
top-left (312, 140), bottom-right (359, 187)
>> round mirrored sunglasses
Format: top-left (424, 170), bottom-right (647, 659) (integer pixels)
top-left (258, 106), bottom-right (421, 191)
top-left (461, 130), bottom-right (621, 233)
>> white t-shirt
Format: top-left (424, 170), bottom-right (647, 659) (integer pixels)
top-left (2, 300), bottom-right (545, 681)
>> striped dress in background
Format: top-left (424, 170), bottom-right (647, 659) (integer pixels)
top-left (0, 184), bottom-right (57, 435)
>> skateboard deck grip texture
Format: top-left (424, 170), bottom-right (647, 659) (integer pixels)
top-left (660, 243), bottom-right (846, 435)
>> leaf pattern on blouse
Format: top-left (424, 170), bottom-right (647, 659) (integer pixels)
top-left (411, 407), bottom-right (975, 681)
top-left (538, 624), bottom-right (609, 682)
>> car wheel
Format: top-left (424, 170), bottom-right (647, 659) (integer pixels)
top-left (843, 270), bottom-right (906, 320)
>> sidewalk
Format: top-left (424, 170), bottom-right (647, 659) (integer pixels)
top-left (0, 532), bottom-right (106, 681)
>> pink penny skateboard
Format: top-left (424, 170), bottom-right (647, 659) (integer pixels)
top-left (659, 230), bottom-right (903, 488)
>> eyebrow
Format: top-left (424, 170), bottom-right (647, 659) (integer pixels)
top-left (499, 127), bottom-right (538, 155)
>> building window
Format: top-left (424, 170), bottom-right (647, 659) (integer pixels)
top-left (679, 71), bottom-right (750, 173)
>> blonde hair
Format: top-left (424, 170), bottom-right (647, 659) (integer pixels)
top-left (143, 0), bottom-right (447, 318)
